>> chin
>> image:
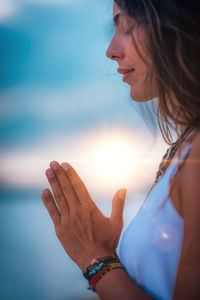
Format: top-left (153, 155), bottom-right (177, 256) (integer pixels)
top-left (130, 86), bottom-right (157, 102)
top-left (130, 89), bottom-right (152, 102)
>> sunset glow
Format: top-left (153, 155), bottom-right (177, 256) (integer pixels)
top-left (0, 127), bottom-right (161, 197)
top-left (81, 128), bottom-right (144, 193)
top-left (92, 139), bottom-right (139, 183)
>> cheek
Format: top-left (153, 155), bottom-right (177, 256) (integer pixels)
top-left (125, 37), bottom-right (156, 101)
top-left (129, 67), bottom-right (157, 102)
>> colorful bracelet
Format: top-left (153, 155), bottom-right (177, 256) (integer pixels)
top-left (83, 256), bottom-right (120, 280)
top-left (83, 256), bottom-right (125, 292)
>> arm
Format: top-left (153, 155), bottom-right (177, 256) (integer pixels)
top-left (172, 135), bottom-right (200, 299)
top-left (94, 268), bottom-right (154, 300)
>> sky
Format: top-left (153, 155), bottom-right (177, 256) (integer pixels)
top-left (0, 3), bottom-right (187, 299)
top-left (0, 0), bottom-right (169, 201)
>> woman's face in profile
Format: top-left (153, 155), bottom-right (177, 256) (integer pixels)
top-left (106, 1), bottom-right (158, 102)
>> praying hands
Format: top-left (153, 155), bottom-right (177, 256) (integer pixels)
top-left (41, 160), bottom-right (127, 272)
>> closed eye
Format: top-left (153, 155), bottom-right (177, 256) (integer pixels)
top-left (124, 25), bottom-right (135, 35)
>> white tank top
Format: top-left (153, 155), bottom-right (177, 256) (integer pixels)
top-left (119, 143), bottom-right (192, 300)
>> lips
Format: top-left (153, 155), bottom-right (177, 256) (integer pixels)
top-left (117, 68), bottom-right (135, 75)
top-left (117, 68), bottom-right (135, 82)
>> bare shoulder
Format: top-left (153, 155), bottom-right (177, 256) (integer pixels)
top-left (181, 128), bottom-right (200, 172)
top-left (180, 128), bottom-right (200, 208)
top-left (169, 129), bottom-right (200, 217)
top-left (172, 129), bottom-right (200, 299)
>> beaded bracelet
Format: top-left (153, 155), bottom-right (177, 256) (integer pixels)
top-left (88, 262), bottom-right (125, 292)
top-left (83, 256), bottom-right (125, 292)
top-left (83, 256), bottom-right (119, 280)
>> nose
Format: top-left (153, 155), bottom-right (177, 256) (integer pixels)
top-left (106, 38), bottom-right (124, 61)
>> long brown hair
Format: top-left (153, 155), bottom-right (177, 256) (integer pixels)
top-left (115, 0), bottom-right (200, 145)
top-left (114, 0), bottom-right (200, 207)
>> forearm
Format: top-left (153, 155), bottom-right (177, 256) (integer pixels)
top-left (95, 268), bottom-right (154, 300)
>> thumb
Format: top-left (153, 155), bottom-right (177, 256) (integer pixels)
top-left (110, 188), bottom-right (127, 224)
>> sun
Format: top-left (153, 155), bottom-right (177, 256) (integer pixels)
top-left (88, 130), bottom-right (141, 190)
top-left (66, 127), bottom-right (147, 196)
top-left (93, 141), bottom-right (135, 181)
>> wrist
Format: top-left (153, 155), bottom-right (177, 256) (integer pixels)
top-left (82, 255), bottom-right (124, 292)
top-left (79, 250), bottom-right (117, 273)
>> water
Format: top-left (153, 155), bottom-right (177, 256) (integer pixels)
top-left (0, 189), bottom-right (144, 300)
top-left (0, 191), bottom-right (99, 300)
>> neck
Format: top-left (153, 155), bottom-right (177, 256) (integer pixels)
top-left (180, 124), bottom-right (189, 134)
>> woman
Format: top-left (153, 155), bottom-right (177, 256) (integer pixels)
top-left (41, 0), bottom-right (200, 299)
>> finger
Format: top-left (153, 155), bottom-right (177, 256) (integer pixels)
top-left (46, 168), bottom-right (69, 215)
top-left (49, 161), bottom-right (80, 209)
top-left (61, 162), bottom-right (95, 208)
top-left (110, 188), bottom-right (127, 224)
top-left (41, 189), bottom-right (61, 225)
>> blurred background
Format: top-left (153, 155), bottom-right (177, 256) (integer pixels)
top-left (0, 0), bottom-right (168, 299)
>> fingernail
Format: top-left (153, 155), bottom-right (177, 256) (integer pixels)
top-left (119, 188), bottom-right (127, 200)
top-left (43, 189), bottom-right (50, 197)
top-left (61, 163), bottom-right (69, 171)
top-left (50, 161), bottom-right (59, 170)
top-left (46, 168), bottom-right (55, 178)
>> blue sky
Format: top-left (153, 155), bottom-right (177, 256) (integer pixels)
top-left (0, 3), bottom-right (182, 299)
top-left (0, 0), bottom-right (167, 200)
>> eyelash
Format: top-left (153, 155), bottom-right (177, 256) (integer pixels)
top-left (124, 29), bottom-right (131, 35)
top-left (124, 26), bottom-right (134, 35)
